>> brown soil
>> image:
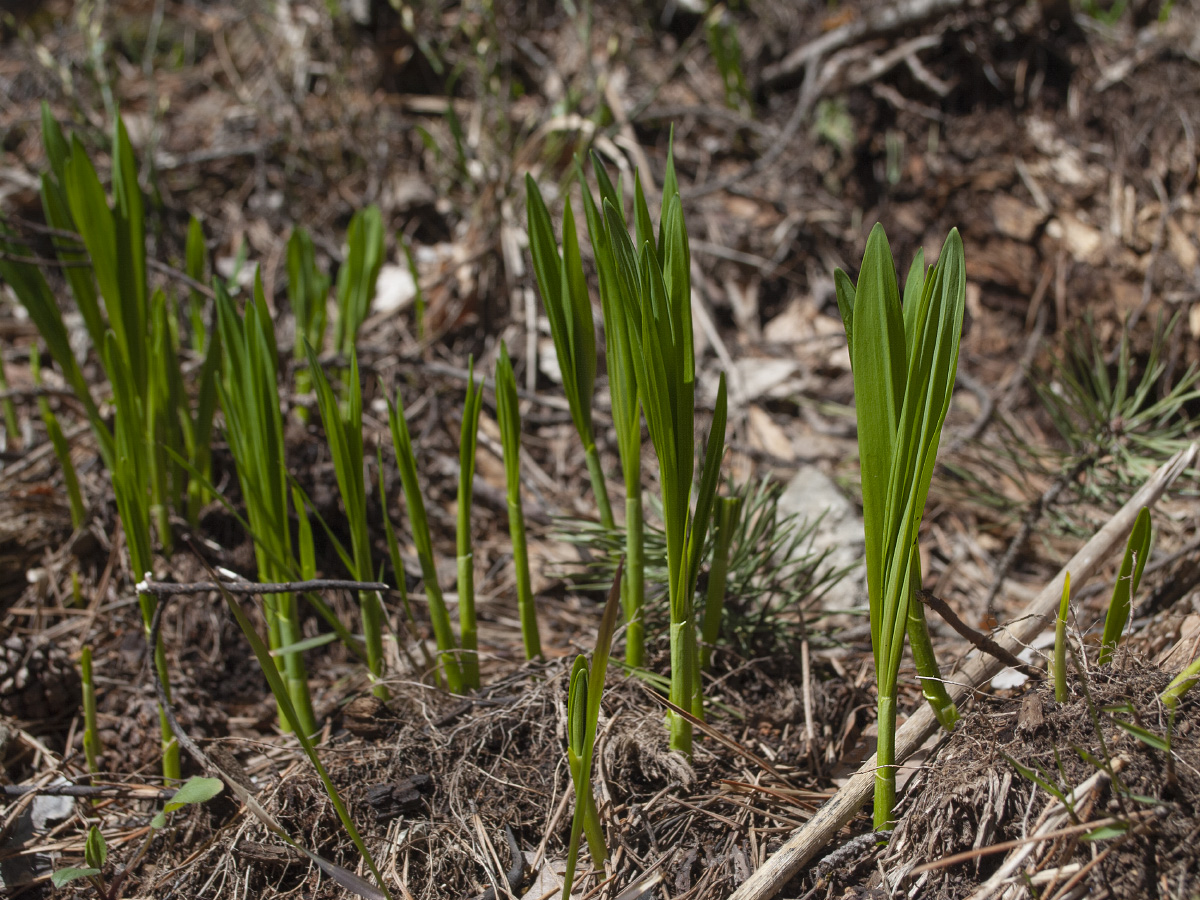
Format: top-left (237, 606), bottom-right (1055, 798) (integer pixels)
top-left (2, 1), bottom-right (1200, 899)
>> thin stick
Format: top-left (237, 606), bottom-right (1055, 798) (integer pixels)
top-left (137, 578), bottom-right (388, 597)
top-left (726, 443), bottom-right (1196, 900)
top-left (916, 589), bottom-right (1042, 678)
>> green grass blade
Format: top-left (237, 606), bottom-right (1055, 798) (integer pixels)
top-left (386, 383), bottom-right (464, 692)
top-left (457, 357), bottom-right (484, 689)
top-left (1055, 572), bottom-right (1071, 703)
top-left (495, 342), bottom-right (542, 659)
top-left (1098, 507), bottom-right (1152, 666)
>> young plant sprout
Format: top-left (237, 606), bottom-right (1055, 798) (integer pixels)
top-left (578, 155), bottom-right (646, 666)
top-left (1098, 506), bottom-right (1152, 667)
top-left (185, 217), bottom-right (209, 352)
top-left (457, 358), bottom-right (485, 688)
top-left (217, 279), bottom-right (317, 735)
top-left (600, 151), bottom-right (729, 756)
top-left (525, 176), bottom-right (613, 529)
top-left (289, 226), bottom-right (331, 420)
top-left (387, 381), bottom-right (466, 693)
top-left (333, 205), bottom-right (384, 362)
top-left (563, 562), bottom-right (623, 900)
top-left (495, 342), bottom-right (543, 659)
top-left (836, 224), bottom-right (965, 830)
top-left (306, 346), bottom-right (388, 699)
top-left (81, 645), bottom-right (101, 778)
top-left (1053, 573), bottom-right (1071, 703)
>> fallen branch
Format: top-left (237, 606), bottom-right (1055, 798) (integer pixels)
top-left (726, 443), bottom-right (1197, 900)
top-left (136, 577), bottom-right (388, 597)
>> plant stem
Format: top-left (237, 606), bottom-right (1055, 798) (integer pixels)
top-left (457, 552), bottom-right (479, 688)
top-left (873, 693), bottom-right (896, 831)
top-left (1054, 573), bottom-right (1071, 703)
top-left (508, 494), bottom-right (541, 659)
top-left (623, 490), bottom-right (645, 667)
top-left (151, 629), bottom-right (181, 783)
top-left (81, 646), bottom-right (100, 778)
top-left (584, 445), bottom-right (615, 530)
top-left (905, 552), bottom-right (959, 731)
top-left (276, 593), bottom-right (317, 735)
top-left (582, 790), bottom-right (606, 868)
top-left (668, 618), bottom-right (694, 752)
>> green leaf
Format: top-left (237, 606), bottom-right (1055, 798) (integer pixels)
top-left (153, 775), bottom-right (224, 827)
top-left (1111, 716), bottom-right (1169, 752)
top-left (386, 381), bottom-right (464, 691)
top-left (51, 867), bottom-right (102, 887)
top-left (1084, 823), bottom-right (1129, 841)
top-left (84, 825), bottom-right (107, 869)
top-left (1099, 507), bottom-right (1152, 666)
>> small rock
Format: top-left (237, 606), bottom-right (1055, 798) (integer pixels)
top-left (777, 465), bottom-right (865, 610)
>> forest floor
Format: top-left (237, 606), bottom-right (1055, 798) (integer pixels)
top-left (2, 1), bottom-right (1200, 898)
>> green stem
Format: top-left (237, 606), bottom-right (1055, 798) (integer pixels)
top-left (457, 553), bottom-right (480, 689)
top-left (361, 590), bottom-right (388, 700)
top-left (1054, 575), bottom-right (1071, 703)
top-left (0, 351), bottom-right (20, 445)
top-left (152, 631), bottom-right (181, 783)
top-left (81, 646), bottom-right (100, 777)
top-left (1162, 656), bottom-right (1200, 710)
top-left (668, 618), bottom-right (693, 755)
top-left (276, 592), bottom-right (317, 736)
top-left (906, 554), bottom-right (958, 731)
top-left (582, 789), bottom-right (607, 868)
top-left (873, 693), bottom-right (896, 831)
top-left (584, 444), bottom-right (615, 530)
top-left (508, 496), bottom-right (542, 659)
top-left (623, 491), bottom-right (645, 668)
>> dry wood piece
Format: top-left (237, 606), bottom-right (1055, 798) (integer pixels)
top-left (726, 443), bottom-right (1197, 900)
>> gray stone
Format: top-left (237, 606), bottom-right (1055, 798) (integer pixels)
top-left (777, 465), bottom-right (866, 611)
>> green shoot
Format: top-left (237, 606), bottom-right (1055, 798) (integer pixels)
top-left (578, 154), bottom-right (645, 667)
top-left (1054, 572), bottom-right (1071, 703)
top-left (216, 278), bottom-right (316, 735)
top-left (81, 646), bottom-right (100, 778)
top-left (1161, 655), bottom-right (1200, 710)
top-left (399, 236), bottom-right (425, 341)
top-left (333, 205), bottom-right (384, 361)
top-left (1098, 507), bottom-right (1152, 667)
top-left (288, 225), bottom-right (330, 419)
top-left (386, 382), bottom-right (465, 693)
top-left (601, 149), bottom-right (729, 756)
top-left (525, 175), bottom-right (613, 529)
top-left (307, 346), bottom-right (388, 699)
top-left (378, 448), bottom-right (438, 681)
top-left (31, 349), bottom-right (85, 528)
top-left (699, 495), bottom-right (741, 673)
top-left (563, 562), bottom-right (623, 900)
top-left (495, 342), bottom-right (542, 659)
top-left (457, 357), bottom-right (485, 688)
top-left (51, 824), bottom-right (106, 890)
top-left (836, 224), bottom-right (965, 830)
top-left (111, 330), bottom-right (179, 782)
top-left (185, 217), bottom-right (208, 352)
top-left (0, 230), bottom-right (112, 468)
top-left (0, 349), bottom-right (20, 447)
